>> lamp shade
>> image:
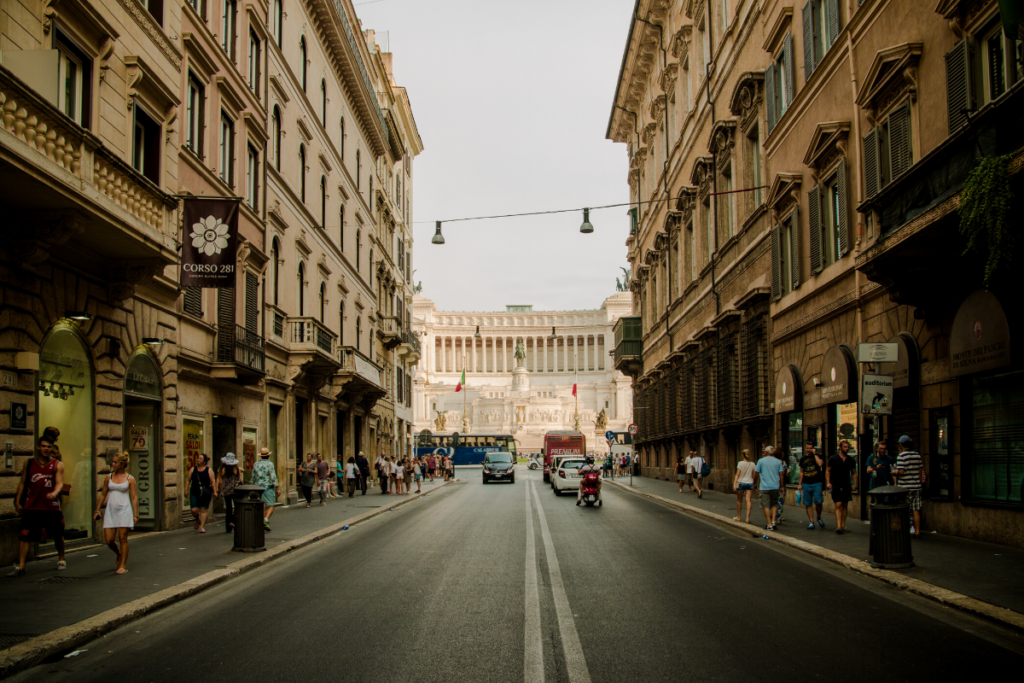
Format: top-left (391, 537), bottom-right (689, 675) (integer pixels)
top-left (579, 208), bottom-right (594, 234)
top-left (431, 221), bottom-right (445, 244)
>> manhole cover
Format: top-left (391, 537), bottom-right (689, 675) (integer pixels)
top-left (34, 575), bottom-right (86, 585)
top-left (0, 634), bottom-right (35, 649)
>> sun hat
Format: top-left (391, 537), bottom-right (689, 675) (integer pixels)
top-left (222, 452), bottom-right (239, 466)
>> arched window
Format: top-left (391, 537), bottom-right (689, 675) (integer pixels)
top-left (272, 0), bottom-right (282, 46)
top-left (271, 238), bottom-right (280, 305)
top-left (299, 36), bottom-right (307, 92)
top-left (320, 176), bottom-right (326, 227)
top-left (298, 144), bottom-right (306, 202)
top-left (339, 300), bottom-right (345, 345)
top-left (297, 262), bottom-right (305, 315)
top-left (272, 106), bottom-right (281, 171)
top-left (319, 281), bottom-right (326, 322)
top-left (355, 316), bottom-right (361, 351)
top-left (321, 79), bottom-right (327, 126)
top-left (339, 116), bottom-right (345, 160)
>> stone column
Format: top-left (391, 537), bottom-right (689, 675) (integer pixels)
top-left (562, 335), bottom-right (568, 373)
top-left (500, 337), bottom-right (506, 373)
top-left (440, 338), bottom-right (446, 373)
top-left (471, 335), bottom-right (477, 373)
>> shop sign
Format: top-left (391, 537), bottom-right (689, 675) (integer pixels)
top-left (861, 375), bottom-right (894, 415)
top-left (183, 419), bottom-right (203, 470)
top-left (10, 402), bottom-right (27, 430)
top-left (242, 428), bottom-right (257, 474)
top-left (816, 346), bottom-right (855, 406)
top-left (181, 198), bottom-right (239, 288)
top-left (354, 354), bottom-right (382, 386)
top-left (129, 425), bottom-right (153, 519)
top-left (880, 334), bottom-right (916, 389)
top-left (125, 358), bottom-right (161, 398)
top-left (857, 342), bottom-right (899, 363)
top-left (950, 290), bottom-right (1011, 378)
top-left (774, 365), bottom-right (802, 414)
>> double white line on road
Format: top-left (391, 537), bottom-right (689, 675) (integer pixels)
top-left (525, 480), bottom-right (591, 683)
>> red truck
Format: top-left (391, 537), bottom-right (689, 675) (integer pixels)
top-left (543, 431), bottom-right (586, 483)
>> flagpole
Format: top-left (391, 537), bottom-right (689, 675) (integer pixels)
top-left (573, 354), bottom-right (580, 432)
top-left (462, 354), bottom-right (468, 433)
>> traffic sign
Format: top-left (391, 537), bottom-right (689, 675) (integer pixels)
top-left (861, 375), bottom-right (894, 415)
top-left (858, 342), bottom-right (899, 363)
top-left (627, 423), bottom-right (638, 436)
top-left (605, 430), bottom-right (615, 442)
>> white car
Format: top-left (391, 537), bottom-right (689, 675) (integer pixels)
top-left (552, 459), bottom-right (587, 495)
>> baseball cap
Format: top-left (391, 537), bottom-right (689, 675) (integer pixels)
top-left (898, 435), bottom-right (912, 445)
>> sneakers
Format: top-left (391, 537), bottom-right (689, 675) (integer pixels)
top-left (817, 517), bottom-right (825, 529)
top-left (575, 500), bottom-right (581, 506)
top-left (910, 525), bottom-right (917, 535)
top-left (836, 528), bottom-right (844, 535)
top-left (807, 523), bottom-right (816, 530)
top-left (765, 524), bottom-right (775, 531)
top-left (7, 566), bottom-right (26, 577)
top-left (263, 520), bottom-right (271, 532)
top-left (56, 560), bottom-right (66, 570)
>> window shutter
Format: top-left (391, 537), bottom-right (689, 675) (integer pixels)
top-left (945, 39), bottom-right (971, 134)
top-left (802, 1), bottom-right (815, 81)
top-left (183, 286), bottom-right (203, 317)
top-left (862, 127), bottom-right (879, 197)
top-left (217, 287), bottom-right (235, 362)
top-left (888, 100), bottom-right (912, 179)
top-left (765, 64), bottom-right (777, 133)
top-left (789, 205), bottom-right (800, 289)
top-left (836, 159), bottom-right (849, 257)
top-left (826, 0), bottom-right (840, 47)
top-left (245, 271), bottom-right (259, 332)
top-left (783, 33), bottom-right (795, 107)
top-left (771, 223), bottom-right (782, 300)
top-left (808, 185), bottom-right (823, 274)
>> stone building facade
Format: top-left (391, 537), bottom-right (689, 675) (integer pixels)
top-left (412, 294), bottom-right (634, 453)
top-left (610, 0), bottom-right (1024, 547)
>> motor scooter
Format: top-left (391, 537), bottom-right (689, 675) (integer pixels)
top-left (579, 471), bottom-right (602, 507)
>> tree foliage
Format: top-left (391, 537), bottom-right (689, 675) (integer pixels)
top-left (959, 154), bottom-right (1014, 288)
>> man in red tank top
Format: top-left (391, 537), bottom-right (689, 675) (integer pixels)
top-left (9, 436), bottom-right (66, 576)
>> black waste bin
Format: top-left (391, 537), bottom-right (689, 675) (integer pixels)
top-left (868, 485), bottom-right (914, 568)
top-left (232, 485), bottom-right (266, 553)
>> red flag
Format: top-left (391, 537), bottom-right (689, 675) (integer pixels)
top-left (572, 382), bottom-right (577, 397)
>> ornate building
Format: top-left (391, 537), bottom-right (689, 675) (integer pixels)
top-left (412, 294), bottom-right (634, 453)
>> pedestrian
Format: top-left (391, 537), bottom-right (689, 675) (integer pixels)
top-left (414, 457), bottom-right (423, 493)
top-left (675, 456), bottom-right (688, 493)
top-left (689, 451), bottom-right (705, 498)
top-left (216, 453), bottom-right (241, 533)
top-left (93, 451), bottom-right (138, 574)
top-left (683, 451), bottom-right (694, 491)
top-left (754, 446), bottom-right (784, 531)
top-left (403, 458), bottom-right (414, 493)
top-left (797, 441), bottom-right (826, 530)
top-left (334, 458), bottom-right (345, 498)
top-left (826, 439), bottom-right (858, 534)
top-left (345, 457), bottom-right (359, 497)
top-left (734, 449), bottom-right (756, 523)
top-left (251, 448), bottom-right (280, 531)
top-left (316, 453), bottom-right (330, 506)
top-left (356, 451), bottom-right (370, 495)
top-left (775, 446), bottom-right (789, 524)
top-left (895, 435), bottom-right (924, 535)
top-left (376, 454), bottom-right (388, 494)
top-left (10, 435), bottom-right (66, 575)
top-left (187, 453), bottom-right (216, 533)
top-left (299, 453), bottom-right (316, 507)
top-left (427, 453), bottom-right (437, 482)
top-left (866, 442), bottom-right (894, 490)
top-left (395, 457), bottom-right (405, 495)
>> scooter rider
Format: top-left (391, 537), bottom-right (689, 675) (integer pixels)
top-left (576, 456), bottom-right (602, 506)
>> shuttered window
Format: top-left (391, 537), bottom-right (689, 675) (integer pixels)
top-left (862, 128), bottom-right (879, 197)
top-left (766, 33), bottom-right (795, 135)
top-left (771, 224), bottom-right (782, 301)
top-left (887, 101), bottom-right (912, 179)
top-left (861, 99), bottom-right (912, 198)
top-left (836, 160), bottom-right (849, 257)
top-left (245, 271), bottom-right (259, 332)
top-left (183, 287), bottom-right (203, 317)
top-left (808, 185), bottom-right (822, 274)
top-left (807, 161), bottom-right (848, 275)
top-left (217, 287), bottom-right (235, 362)
top-left (803, 0), bottom-right (840, 81)
top-left (771, 212), bottom-right (800, 299)
top-left (766, 64), bottom-right (777, 133)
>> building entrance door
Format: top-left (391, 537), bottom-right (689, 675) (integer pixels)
top-left (211, 415), bottom-right (236, 514)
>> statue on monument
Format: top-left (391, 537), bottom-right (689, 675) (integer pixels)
top-left (434, 410), bottom-right (447, 431)
top-left (513, 338), bottom-right (527, 367)
top-left (617, 266), bottom-right (631, 291)
top-left (595, 408), bottom-right (608, 431)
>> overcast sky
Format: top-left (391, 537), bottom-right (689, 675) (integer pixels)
top-left (356, 0), bottom-right (635, 313)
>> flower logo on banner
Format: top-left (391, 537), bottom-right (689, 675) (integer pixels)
top-left (190, 215), bottom-right (230, 256)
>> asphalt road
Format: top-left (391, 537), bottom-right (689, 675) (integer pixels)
top-left (12, 468), bottom-right (1023, 682)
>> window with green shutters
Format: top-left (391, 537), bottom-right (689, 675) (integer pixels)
top-left (802, 0), bottom-right (840, 82)
top-left (770, 210), bottom-right (800, 301)
top-left (245, 271), bottom-right (259, 332)
top-left (766, 32), bottom-right (795, 135)
top-left (807, 161), bottom-right (848, 273)
top-left (217, 287), bottom-right (235, 362)
top-left (861, 99), bottom-right (912, 198)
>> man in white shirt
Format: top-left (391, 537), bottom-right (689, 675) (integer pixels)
top-left (683, 452), bottom-right (694, 492)
top-left (689, 451), bottom-right (705, 498)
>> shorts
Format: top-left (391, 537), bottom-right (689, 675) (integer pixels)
top-left (801, 482), bottom-right (824, 505)
top-left (261, 488), bottom-right (277, 508)
top-left (906, 489), bottom-right (922, 511)
top-left (415, 473), bottom-right (422, 481)
top-left (831, 487), bottom-right (852, 503)
top-left (190, 493), bottom-right (212, 509)
top-left (692, 473), bottom-right (703, 483)
top-left (677, 473), bottom-right (687, 481)
top-left (19, 510), bottom-right (65, 543)
top-left (759, 489), bottom-right (780, 509)
top-left (737, 483), bottom-right (754, 492)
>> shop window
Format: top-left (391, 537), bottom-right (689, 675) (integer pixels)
top-left (186, 73), bottom-right (205, 157)
top-left (132, 104), bottom-right (160, 184)
top-left (766, 33), bottom-right (795, 134)
top-left (931, 409), bottom-right (953, 500)
top-left (221, 0), bottom-right (236, 60)
top-left (863, 99), bottom-right (912, 197)
top-left (969, 369), bottom-right (1024, 504)
top-left (808, 161), bottom-right (848, 273)
top-left (782, 412), bottom-right (804, 486)
top-left (124, 351), bottom-right (163, 527)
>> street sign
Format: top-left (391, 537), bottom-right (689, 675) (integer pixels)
top-left (858, 342), bottom-right (899, 363)
top-left (605, 430), bottom-right (615, 442)
top-left (627, 423), bottom-right (638, 436)
top-left (861, 375), bottom-right (894, 415)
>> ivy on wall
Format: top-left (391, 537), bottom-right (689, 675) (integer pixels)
top-left (959, 154), bottom-right (1014, 288)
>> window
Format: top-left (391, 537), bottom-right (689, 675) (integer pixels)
top-left (703, 198), bottom-right (714, 263)
top-left (356, 229), bottom-right (361, 270)
top-left (356, 149), bottom-right (360, 189)
top-left (368, 174), bottom-right (373, 211)
top-left (720, 160), bottom-right (735, 240)
top-left (807, 162), bottom-right (848, 273)
top-left (299, 36), bottom-right (307, 92)
top-left (700, 19), bottom-right (710, 72)
top-left (272, 106), bottom-right (281, 171)
top-left (771, 213), bottom-right (799, 299)
top-left (748, 125), bottom-right (762, 207)
top-left (132, 105), bottom-right (160, 183)
top-left (946, 19), bottom-right (1023, 133)
top-left (246, 144), bottom-right (259, 209)
top-left (320, 176), bottom-right (327, 227)
top-left (862, 99), bottom-right (911, 197)
top-left (248, 31), bottom-right (261, 96)
top-left (272, 0), bottom-right (282, 46)
top-left (319, 282), bottom-right (326, 322)
top-left (220, 114), bottom-right (235, 187)
top-left (969, 370), bottom-right (1024, 504)
top-left (297, 262), bottom-right (305, 315)
top-left (55, 34), bottom-right (88, 126)
top-left (766, 33), bottom-right (795, 134)
top-left (355, 316), bottom-right (361, 351)
top-left (221, 0), bottom-right (236, 59)
top-left (187, 0), bottom-right (205, 18)
top-left (140, 0), bottom-right (164, 26)
top-left (298, 144), bottom-right (306, 202)
top-left (339, 301), bottom-right (345, 345)
top-left (271, 238), bottom-right (280, 305)
top-left (321, 79), bottom-right (327, 126)
top-left (340, 116), bottom-right (345, 160)
top-left (802, 0), bottom-right (839, 80)
top-left (339, 204), bottom-right (345, 249)
top-left (187, 73), bottom-right (204, 156)
top-left (183, 287), bottom-right (203, 317)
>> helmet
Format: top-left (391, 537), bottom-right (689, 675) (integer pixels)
top-left (586, 456), bottom-right (594, 464)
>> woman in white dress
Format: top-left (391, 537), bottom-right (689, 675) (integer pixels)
top-left (94, 452), bottom-right (139, 574)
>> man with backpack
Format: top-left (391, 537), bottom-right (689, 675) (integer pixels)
top-left (689, 451), bottom-right (706, 499)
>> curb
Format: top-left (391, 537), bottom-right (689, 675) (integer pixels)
top-left (605, 479), bottom-right (1024, 634)
top-left (0, 481), bottom-right (455, 679)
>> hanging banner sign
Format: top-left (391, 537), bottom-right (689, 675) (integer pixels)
top-left (861, 374), bottom-right (894, 415)
top-left (181, 198), bottom-right (240, 288)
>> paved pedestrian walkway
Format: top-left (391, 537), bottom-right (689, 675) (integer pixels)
top-left (0, 477), bottom-right (450, 648)
top-left (609, 475), bottom-right (1024, 616)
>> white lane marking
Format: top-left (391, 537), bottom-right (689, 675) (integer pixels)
top-left (530, 481), bottom-right (592, 683)
top-left (524, 481), bottom-right (544, 683)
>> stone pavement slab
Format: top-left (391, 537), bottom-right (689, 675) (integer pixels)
top-left (609, 474), bottom-right (1024, 616)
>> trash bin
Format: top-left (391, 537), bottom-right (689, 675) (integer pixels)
top-left (868, 485), bottom-right (914, 568)
top-left (232, 485), bottom-right (266, 553)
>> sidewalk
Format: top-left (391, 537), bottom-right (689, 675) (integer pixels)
top-left (0, 477), bottom-right (449, 649)
top-left (608, 475), bottom-right (1024, 618)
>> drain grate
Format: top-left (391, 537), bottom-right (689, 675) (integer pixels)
top-left (0, 634), bottom-right (36, 649)
top-left (34, 575), bottom-right (87, 585)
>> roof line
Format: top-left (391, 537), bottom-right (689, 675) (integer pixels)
top-left (606, 0), bottom-right (642, 140)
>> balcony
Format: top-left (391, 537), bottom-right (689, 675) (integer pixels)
top-left (286, 317), bottom-right (341, 390)
top-left (377, 315), bottom-right (402, 350)
top-left (334, 345), bottom-right (386, 409)
top-left (396, 328), bottom-right (421, 363)
top-left (212, 325), bottom-right (266, 384)
top-left (0, 65), bottom-right (177, 291)
top-left (613, 316), bottom-right (643, 378)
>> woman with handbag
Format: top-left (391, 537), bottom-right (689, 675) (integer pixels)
top-left (217, 453), bottom-right (241, 533)
top-left (187, 453), bottom-right (217, 533)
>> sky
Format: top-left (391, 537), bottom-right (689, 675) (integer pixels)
top-left (355, 0), bottom-right (636, 312)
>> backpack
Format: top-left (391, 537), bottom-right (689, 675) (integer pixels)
top-left (700, 461), bottom-right (711, 477)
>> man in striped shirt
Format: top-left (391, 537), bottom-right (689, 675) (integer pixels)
top-left (895, 435), bottom-right (924, 536)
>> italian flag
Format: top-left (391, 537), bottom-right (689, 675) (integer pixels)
top-left (572, 367), bottom-right (578, 397)
top-left (455, 368), bottom-right (465, 393)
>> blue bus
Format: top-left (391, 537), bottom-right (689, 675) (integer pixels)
top-left (415, 432), bottom-right (518, 466)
